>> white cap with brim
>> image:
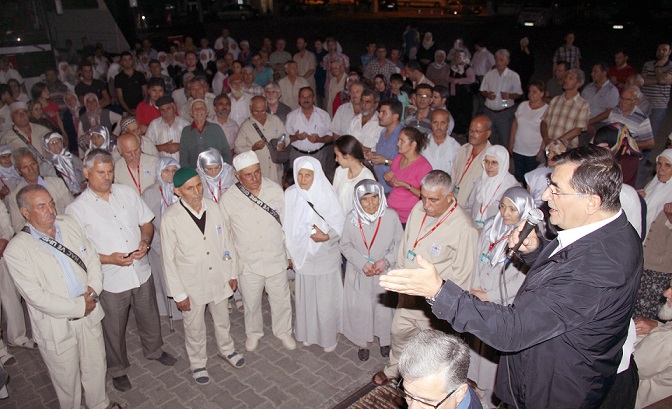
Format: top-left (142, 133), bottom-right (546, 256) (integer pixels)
top-left (9, 101), bottom-right (27, 113)
top-left (233, 151), bottom-right (260, 171)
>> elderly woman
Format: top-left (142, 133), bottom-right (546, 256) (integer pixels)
top-left (141, 157), bottom-right (183, 321)
top-left (634, 149), bottom-right (672, 320)
top-left (447, 38), bottom-right (472, 63)
top-left (28, 100), bottom-right (60, 134)
top-left (82, 125), bottom-right (120, 162)
top-left (196, 148), bottom-right (236, 204)
top-left (416, 32), bottom-right (437, 71)
top-left (469, 186), bottom-right (534, 407)
top-left (426, 50), bottom-right (449, 87)
top-left (42, 132), bottom-right (86, 195)
top-left (0, 145), bottom-right (23, 203)
top-left (77, 92), bottom-right (122, 140)
top-left (447, 51), bottom-right (477, 136)
top-left (383, 126), bottom-right (433, 225)
top-left (340, 180), bottom-right (402, 362)
top-left (285, 157), bottom-right (345, 352)
top-left (465, 145), bottom-right (519, 228)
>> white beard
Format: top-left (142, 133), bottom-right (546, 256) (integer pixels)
top-left (231, 89), bottom-right (244, 99)
top-left (658, 299), bottom-right (672, 321)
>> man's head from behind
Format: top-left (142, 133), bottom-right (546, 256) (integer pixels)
top-left (398, 330), bottom-right (470, 409)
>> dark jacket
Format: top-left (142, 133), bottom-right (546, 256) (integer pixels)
top-left (432, 213), bottom-right (643, 409)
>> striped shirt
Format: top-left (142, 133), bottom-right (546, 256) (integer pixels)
top-left (608, 106), bottom-right (654, 142)
top-left (641, 60), bottom-right (672, 108)
top-left (543, 93), bottom-right (590, 148)
top-left (553, 45), bottom-right (581, 69)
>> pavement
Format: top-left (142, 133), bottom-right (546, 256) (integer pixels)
top-left (1, 295), bottom-right (388, 409)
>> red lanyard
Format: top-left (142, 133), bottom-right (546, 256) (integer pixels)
top-left (478, 183), bottom-right (502, 219)
top-left (158, 186), bottom-right (170, 208)
top-left (359, 216), bottom-right (382, 258)
top-left (207, 180), bottom-right (222, 203)
top-left (456, 153), bottom-right (476, 187)
top-left (413, 201), bottom-right (457, 249)
top-left (127, 163), bottom-right (141, 195)
top-left (0, 177), bottom-right (8, 190)
top-left (487, 234), bottom-right (510, 253)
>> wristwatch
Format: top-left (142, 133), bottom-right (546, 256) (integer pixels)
top-left (425, 281), bottom-right (446, 306)
top-left (384, 159), bottom-right (389, 166)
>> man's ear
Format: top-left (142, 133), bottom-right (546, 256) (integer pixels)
top-left (453, 384), bottom-right (469, 405)
top-left (585, 194), bottom-right (603, 215)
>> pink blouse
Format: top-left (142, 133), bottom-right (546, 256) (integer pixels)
top-left (387, 154), bottom-right (433, 223)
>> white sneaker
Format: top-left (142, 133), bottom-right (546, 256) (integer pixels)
top-left (245, 338), bottom-right (259, 352)
top-left (279, 335), bottom-right (296, 350)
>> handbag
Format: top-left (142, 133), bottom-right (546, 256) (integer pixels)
top-left (252, 123), bottom-right (289, 164)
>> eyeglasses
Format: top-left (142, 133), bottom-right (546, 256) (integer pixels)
top-left (395, 378), bottom-right (457, 409)
top-left (545, 178), bottom-right (586, 197)
top-left (619, 96), bottom-right (637, 103)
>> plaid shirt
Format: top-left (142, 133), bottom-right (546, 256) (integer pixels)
top-left (363, 59), bottom-right (399, 82)
top-left (543, 93), bottom-right (590, 147)
top-left (553, 45), bottom-right (581, 69)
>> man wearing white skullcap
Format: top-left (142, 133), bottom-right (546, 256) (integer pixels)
top-left (220, 151), bottom-right (296, 352)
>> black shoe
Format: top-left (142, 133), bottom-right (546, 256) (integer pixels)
top-left (112, 375), bottom-right (132, 392)
top-left (380, 345), bottom-right (390, 357)
top-left (358, 348), bottom-right (370, 361)
top-left (153, 351), bottom-right (177, 366)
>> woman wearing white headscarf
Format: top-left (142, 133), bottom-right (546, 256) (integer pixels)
top-left (77, 92), bottom-right (122, 143)
top-left (42, 132), bottom-right (86, 195)
top-left (196, 148), bottom-right (237, 204)
top-left (142, 157), bottom-right (183, 320)
top-left (83, 125), bottom-right (121, 162)
top-left (447, 50), bottom-right (477, 136)
top-left (447, 38), bottom-right (472, 63)
top-left (0, 145), bottom-right (23, 204)
top-left (340, 180), bottom-right (402, 362)
top-left (416, 32), bottom-right (437, 71)
top-left (465, 145), bottom-right (519, 227)
top-left (426, 50), bottom-right (449, 87)
top-left (468, 186), bottom-right (534, 408)
top-left (634, 149), bottom-right (672, 320)
top-left (284, 157), bottom-right (345, 352)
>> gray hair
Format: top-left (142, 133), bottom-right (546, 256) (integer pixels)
top-left (420, 170), bottom-right (453, 195)
top-left (495, 49), bottom-right (510, 60)
top-left (568, 68), bottom-right (585, 85)
top-left (399, 330), bottom-right (470, 393)
top-left (264, 82), bottom-right (280, 92)
top-left (16, 184), bottom-right (50, 211)
top-left (11, 147), bottom-right (37, 170)
top-left (85, 148), bottom-right (114, 170)
top-left (242, 66), bottom-right (254, 74)
top-left (622, 85), bottom-right (641, 99)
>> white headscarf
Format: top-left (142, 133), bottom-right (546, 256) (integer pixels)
top-left (486, 186), bottom-right (534, 266)
top-left (431, 50), bottom-right (447, 70)
top-left (422, 32), bottom-right (434, 50)
top-left (476, 145), bottom-right (518, 206)
top-left (644, 149), bottom-right (672, 233)
top-left (350, 179), bottom-right (387, 226)
top-left (86, 125), bottom-right (113, 154)
top-left (196, 148), bottom-right (236, 203)
top-left (0, 145), bottom-right (23, 190)
top-left (284, 157), bottom-right (345, 270)
top-left (156, 157), bottom-right (180, 214)
top-left (43, 132), bottom-right (83, 194)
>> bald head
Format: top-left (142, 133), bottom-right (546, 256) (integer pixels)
top-left (430, 109), bottom-right (451, 138)
top-left (250, 96), bottom-right (268, 123)
top-left (117, 132), bottom-right (142, 166)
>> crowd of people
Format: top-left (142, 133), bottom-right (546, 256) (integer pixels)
top-left (0, 25), bottom-right (671, 409)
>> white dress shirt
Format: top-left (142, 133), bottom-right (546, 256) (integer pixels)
top-left (347, 113), bottom-right (384, 149)
top-left (145, 116), bottom-right (190, 161)
top-left (422, 134), bottom-right (461, 175)
top-left (285, 106), bottom-right (332, 152)
top-left (228, 93), bottom-right (252, 127)
top-left (480, 67), bottom-right (523, 111)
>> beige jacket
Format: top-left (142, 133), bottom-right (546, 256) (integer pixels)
top-left (4, 215), bottom-right (104, 354)
top-left (8, 177), bottom-right (74, 234)
top-left (114, 154), bottom-right (159, 195)
top-left (451, 142), bottom-right (492, 206)
top-left (643, 211), bottom-right (672, 274)
top-left (161, 198), bottom-right (238, 306)
top-left (234, 115), bottom-right (285, 185)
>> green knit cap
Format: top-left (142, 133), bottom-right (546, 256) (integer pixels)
top-left (173, 167), bottom-right (199, 188)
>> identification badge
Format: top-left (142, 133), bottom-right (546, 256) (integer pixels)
top-left (215, 224), bottom-right (223, 236)
top-left (430, 243), bottom-right (442, 257)
top-left (80, 244), bottom-right (88, 257)
top-left (143, 169), bottom-right (153, 176)
top-left (405, 250), bottom-right (416, 261)
top-left (479, 253), bottom-right (491, 265)
top-left (453, 185), bottom-right (460, 194)
top-left (475, 220), bottom-right (485, 229)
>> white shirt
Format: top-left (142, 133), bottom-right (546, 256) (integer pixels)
top-left (0, 104), bottom-right (11, 134)
top-left (285, 106), bottom-right (332, 151)
top-left (65, 184), bottom-right (155, 293)
top-left (347, 113), bottom-right (384, 149)
top-left (145, 115), bottom-right (190, 161)
top-left (278, 76), bottom-right (309, 110)
top-left (332, 166), bottom-right (375, 214)
top-left (513, 101), bottom-right (548, 156)
top-left (552, 209), bottom-right (622, 256)
top-left (228, 93), bottom-right (252, 127)
top-left (480, 67), bottom-right (523, 111)
top-left (330, 102), bottom-right (356, 136)
top-left (422, 134), bottom-right (461, 175)
top-left (212, 71), bottom-right (228, 96)
top-left (0, 68), bottom-right (23, 85)
top-left (471, 48), bottom-right (496, 77)
top-left (208, 115), bottom-right (240, 150)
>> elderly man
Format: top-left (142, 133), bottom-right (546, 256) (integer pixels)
top-left (66, 150), bottom-right (176, 392)
top-left (331, 81), bottom-right (364, 139)
top-left (179, 99), bottom-right (231, 168)
top-left (633, 281), bottom-right (672, 409)
top-left (114, 133), bottom-right (159, 195)
top-left (451, 115), bottom-right (492, 206)
top-left (541, 68), bottom-right (590, 149)
top-left (179, 77), bottom-right (215, 121)
top-left (278, 61), bottom-right (309, 111)
top-left (8, 147), bottom-right (73, 233)
top-left (264, 83), bottom-right (292, 123)
top-left (286, 87), bottom-right (333, 171)
top-left (607, 86), bottom-right (654, 150)
top-left (228, 74), bottom-right (252, 127)
top-left (0, 102), bottom-right (55, 177)
top-left (346, 89), bottom-right (383, 149)
top-left (235, 96), bottom-right (286, 185)
top-left (326, 60), bottom-right (346, 117)
top-left (398, 330), bottom-right (482, 409)
top-left (161, 168), bottom-right (244, 385)
top-left (5, 185), bottom-right (121, 409)
top-left (208, 94), bottom-right (239, 158)
top-left (480, 49), bottom-right (523, 147)
top-left (423, 110), bottom-right (461, 174)
top-left (381, 146), bottom-right (644, 408)
top-left (294, 37), bottom-right (317, 92)
top-left (146, 96), bottom-right (189, 161)
top-left (372, 170), bottom-right (477, 386)
top-left (581, 63), bottom-right (620, 135)
top-left (220, 151), bottom-right (296, 352)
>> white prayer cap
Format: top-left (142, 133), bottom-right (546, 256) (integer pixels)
top-left (10, 101), bottom-right (27, 113)
top-left (190, 98), bottom-right (207, 111)
top-left (233, 151), bottom-right (259, 171)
